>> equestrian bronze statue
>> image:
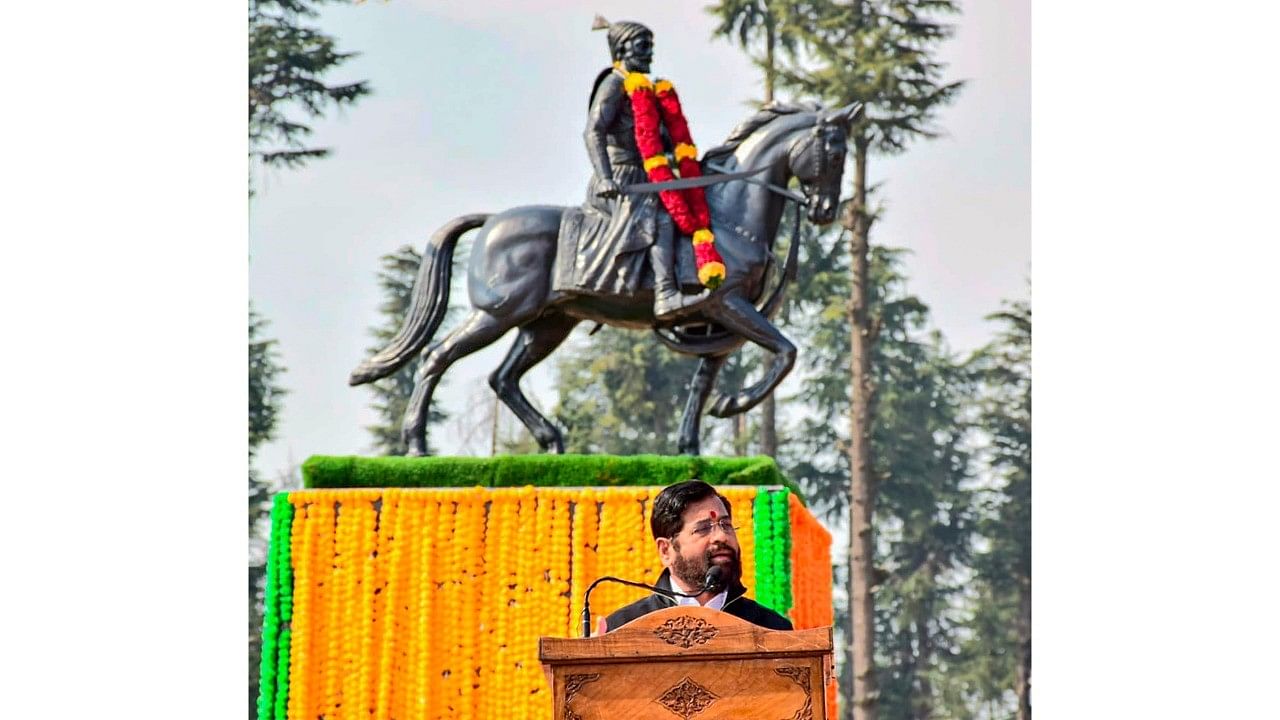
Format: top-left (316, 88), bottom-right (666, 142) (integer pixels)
top-left (350, 19), bottom-right (860, 456)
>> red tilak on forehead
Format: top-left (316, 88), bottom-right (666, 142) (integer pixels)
top-left (709, 510), bottom-right (719, 520)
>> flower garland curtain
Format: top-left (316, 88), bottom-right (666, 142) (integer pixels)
top-left (256, 486), bottom-right (831, 720)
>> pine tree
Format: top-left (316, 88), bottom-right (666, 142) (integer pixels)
top-left (778, 217), bottom-right (852, 517)
top-left (553, 329), bottom-right (699, 455)
top-left (249, 1), bottom-right (368, 707)
top-left (968, 298), bottom-right (1031, 719)
top-left (777, 4), bottom-right (964, 716)
top-left (869, 319), bottom-right (975, 720)
top-left (363, 245), bottom-right (454, 455)
top-left (706, 0), bottom-right (806, 456)
top-left (950, 581), bottom-right (1019, 719)
top-left (706, 0), bottom-right (806, 104)
top-left (781, 227), bottom-right (977, 717)
top-left (249, 0), bottom-right (371, 174)
top-left (248, 305), bottom-right (287, 716)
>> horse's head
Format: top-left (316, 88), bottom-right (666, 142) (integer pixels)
top-left (788, 103), bottom-right (862, 224)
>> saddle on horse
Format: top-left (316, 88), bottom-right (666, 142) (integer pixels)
top-left (552, 198), bottom-right (702, 297)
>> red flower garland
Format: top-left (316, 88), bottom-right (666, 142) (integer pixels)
top-left (622, 72), bottom-right (726, 289)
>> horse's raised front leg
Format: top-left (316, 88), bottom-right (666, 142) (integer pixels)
top-left (703, 294), bottom-right (797, 418)
top-left (490, 312), bottom-right (579, 453)
top-left (402, 309), bottom-right (511, 455)
top-left (677, 354), bottom-right (727, 456)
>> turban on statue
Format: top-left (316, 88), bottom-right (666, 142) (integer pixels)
top-left (591, 15), bottom-right (652, 61)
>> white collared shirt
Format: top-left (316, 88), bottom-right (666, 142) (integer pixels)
top-left (668, 572), bottom-right (728, 611)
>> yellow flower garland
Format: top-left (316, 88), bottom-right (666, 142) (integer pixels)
top-left (718, 487), bottom-right (757, 600)
top-left (285, 496), bottom-right (312, 720)
top-left (276, 486), bottom-right (831, 720)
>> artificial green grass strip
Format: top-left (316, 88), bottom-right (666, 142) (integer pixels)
top-left (302, 454), bottom-right (805, 503)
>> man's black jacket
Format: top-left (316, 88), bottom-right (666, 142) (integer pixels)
top-left (604, 568), bottom-right (793, 632)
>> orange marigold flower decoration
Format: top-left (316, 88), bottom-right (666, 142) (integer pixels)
top-left (261, 485), bottom-right (834, 720)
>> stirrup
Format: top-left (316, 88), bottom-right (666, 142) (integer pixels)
top-left (654, 287), bottom-right (710, 320)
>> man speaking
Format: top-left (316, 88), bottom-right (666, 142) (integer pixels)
top-left (601, 480), bottom-right (793, 633)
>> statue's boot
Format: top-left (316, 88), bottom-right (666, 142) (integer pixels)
top-left (651, 231), bottom-right (710, 321)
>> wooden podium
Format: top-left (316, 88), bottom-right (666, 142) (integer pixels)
top-left (539, 606), bottom-right (833, 719)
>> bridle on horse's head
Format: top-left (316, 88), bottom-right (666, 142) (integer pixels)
top-left (789, 122), bottom-right (842, 180)
top-left (788, 117), bottom-right (849, 220)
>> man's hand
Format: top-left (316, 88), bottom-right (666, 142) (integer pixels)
top-left (596, 178), bottom-right (622, 200)
top-left (596, 616), bottom-right (608, 635)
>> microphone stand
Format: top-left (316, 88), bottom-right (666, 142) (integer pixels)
top-left (580, 568), bottom-right (727, 638)
top-left (581, 576), bottom-right (697, 638)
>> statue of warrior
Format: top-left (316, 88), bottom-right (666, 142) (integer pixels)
top-left (585, 17), bottom-right (710, 320)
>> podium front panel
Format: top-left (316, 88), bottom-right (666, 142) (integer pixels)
top-left (554, 656), bottom-right (825, 720)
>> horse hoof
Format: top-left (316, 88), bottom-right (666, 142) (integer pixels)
top-left (709, 394), bottom-right (735, 418)
top-left (348, 364), bottom-right (373, 386)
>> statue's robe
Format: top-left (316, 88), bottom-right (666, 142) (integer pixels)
top-left (555, 69), bottom-right (671, 296)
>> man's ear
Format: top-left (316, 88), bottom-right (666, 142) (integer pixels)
top-left (656, 537), bottom-right (672, 561)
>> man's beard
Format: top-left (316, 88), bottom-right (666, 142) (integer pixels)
top-left (670, 540), bottom-right (741, 592)
top-left (624, 54), bottom-right (652, 73)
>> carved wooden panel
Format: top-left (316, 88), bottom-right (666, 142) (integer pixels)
top-left (656, 676), bottom-right (720, 719)
top-left (653, 616), bottom-right (720, 649)
top-left (775, 666), bottom-right (813, 720)
top-left (564, 673), bottom-right (601, 720)
top-left (550, 658), bottom-right (820, 719)
top-left (541, 606), bottom-right (832, 720)
top-left (541, 607), bottom-right (830, 663)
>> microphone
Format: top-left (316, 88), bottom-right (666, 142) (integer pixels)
top-left (702, 565), bottom-right (727, 595)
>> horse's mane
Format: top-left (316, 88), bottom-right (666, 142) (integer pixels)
top-left (701, 102), bottom-right (819, 165)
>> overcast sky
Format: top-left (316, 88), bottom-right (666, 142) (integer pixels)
top-left (249, 0), bottom-right (1030, 480)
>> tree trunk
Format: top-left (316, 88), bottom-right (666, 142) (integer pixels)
top-left (491, 395), bottom-right (499, 456)
top-left (1016, 577), bottom-right (1032, 720)
top-left (914, 588), bottom-right (935, 720)
top-left (760, 393), bottom-right (778, 457)
top-left (846, 138), bottom-right (877, 720)
top-left (764, 18), bottom-right (776, 104)
top-left (757, 15), bottom-right (778, 458)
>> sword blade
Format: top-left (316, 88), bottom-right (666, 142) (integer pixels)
top-left (623, 163), bottom-right (770, 194)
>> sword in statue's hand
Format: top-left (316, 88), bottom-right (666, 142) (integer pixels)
top-left (625, 162), bottom-right (805, 203)
top-left (623, 162), bottom-right (770, 193)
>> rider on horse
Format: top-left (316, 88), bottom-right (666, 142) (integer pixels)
top-left (585, 18), bottom-right (710, 320)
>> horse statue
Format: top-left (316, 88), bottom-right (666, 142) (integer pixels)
top-left (350, 102), bottom-right (861, 455)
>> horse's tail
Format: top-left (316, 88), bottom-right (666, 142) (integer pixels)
top-left (348, 213), bottom-right (490, 386)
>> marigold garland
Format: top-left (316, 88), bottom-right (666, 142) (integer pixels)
top-left (772, 490), bottom-right (794, 616)
top-left (753, 491), bottom-right (777, 612)
top-left (786, 493), bottom-right (836, 720)
top-left (620, 70), bottom-right (727, 289)
top-left (373, 490), bottom-right (402, 720)
top-left (256, 495), bottom-right (290, 720)
top-left (719, 487), bottom-right (757, 600)
top-left (257, 485), bottom-right (831, 720)
top-left (286, 497), bottom-right (312, 720)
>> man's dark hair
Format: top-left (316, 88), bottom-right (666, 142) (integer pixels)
top-left (650, 480), bottom-right (733, 539)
